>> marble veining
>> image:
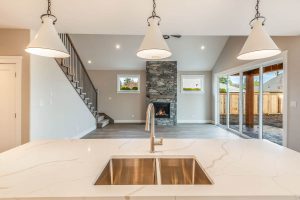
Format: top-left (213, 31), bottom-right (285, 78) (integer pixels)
top-left (0, 139), bottom-right (300, 200)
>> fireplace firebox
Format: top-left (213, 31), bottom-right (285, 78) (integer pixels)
top-left (153, 102), bottom-right (171, 119)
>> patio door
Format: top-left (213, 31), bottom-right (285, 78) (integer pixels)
top-left (242, 68), bottom-right (261, 139)
top-left (216, 62), bottom-right (285, 146)
top-left (262, 64), bottom-right (284, 145)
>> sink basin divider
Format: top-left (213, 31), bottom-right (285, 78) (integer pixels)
top-left (155, 158), bottom-right (162, 185)
top-left (192, 159), bottom-right (195, 184)
top-left (109, 159), bottom-right (114, 185)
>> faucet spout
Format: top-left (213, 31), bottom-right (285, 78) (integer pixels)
top-left (145, 103), bottom-right (163, 153)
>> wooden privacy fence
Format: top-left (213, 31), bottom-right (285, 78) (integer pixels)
top-left (219, 92), bottom-right (283, 115)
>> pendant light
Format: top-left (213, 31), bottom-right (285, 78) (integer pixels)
top-left (237, 0), bottom-right (281, 60)
top-left (137, 0), bottom-right (172, 60)
top-left (25, 0), bottom-right (70, 58)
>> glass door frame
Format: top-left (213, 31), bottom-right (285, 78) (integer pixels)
top-left (214, 52), bottom-right (288, 146)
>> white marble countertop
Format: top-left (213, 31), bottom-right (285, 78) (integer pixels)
top-left (1, 139), bottom-right (300, 200)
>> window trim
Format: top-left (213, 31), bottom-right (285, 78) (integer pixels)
top-left (117, 74), bottom-right (141, 94)
top-left (181, 75), bottom-right (205, 94)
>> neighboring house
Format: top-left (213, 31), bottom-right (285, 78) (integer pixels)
top-left (263, 74), bottom-right (283, 93)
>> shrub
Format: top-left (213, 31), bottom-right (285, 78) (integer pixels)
top-left (132, 87), bottom-right (138, 90)
top-left (121, 86), bottom-right (131, 90)
top-left (183, 88), bottom-right (201, 91)
top-left (219, 88), bottom-right (227, 93)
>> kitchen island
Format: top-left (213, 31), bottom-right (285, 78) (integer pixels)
top-left (0, 139), bottom-right (300, 200)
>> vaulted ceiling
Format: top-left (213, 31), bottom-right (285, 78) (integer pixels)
top-left (1, 0), bottom-right (300, 35)
top-left (70, 35), bottom-right (228, 70)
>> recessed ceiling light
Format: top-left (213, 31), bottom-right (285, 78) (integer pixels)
top-left (200, 45), bottom-right (206, 50)
top-left (87, 60), bottom-right (92, 64)
top-left (116, 44), bottom-right (121, 49)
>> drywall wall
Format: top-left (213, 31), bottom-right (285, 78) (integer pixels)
top-left (88, 69), bottom-right (212, 123)
top-left (0, 29), bottom-right (30, 144)
top-left (177, 71), bottom-right (212, 123)
top-left (70, 34), bottom-right (228, 71)
top-left (30, 56), bottom-right (96, 140)
top-left (87, 70), bottom-right (147, 123)
top-left (213, 36), bottom-right (300, 151)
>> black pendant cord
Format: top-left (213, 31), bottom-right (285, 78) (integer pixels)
top-left (147, 0), bottom-right (161, 26)
top-left (249, 0), bottom-right (266, 28)
top-left (40, 0), bottom-right (57, 24)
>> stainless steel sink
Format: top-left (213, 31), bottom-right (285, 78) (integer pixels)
top-left (159, 158), bottom-right (212, 185)
top-left (95, 158), bottom-right (157, 185)
top-left (95, 156), bottom-right (212, 185)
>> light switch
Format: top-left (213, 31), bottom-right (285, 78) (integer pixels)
top-left (290, 101), bottom-right (297, 108)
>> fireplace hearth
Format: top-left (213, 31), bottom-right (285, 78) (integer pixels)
top-left (154, 102), bottom-right (170, 119)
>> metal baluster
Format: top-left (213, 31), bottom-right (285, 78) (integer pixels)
top-left (56, 34), bottom-right (98, 116)
top-left (62, 34), bottom-right (65, 66)
top-left (67, 38), bottom-right (71, 69)
top-left (75, 53), bottom-right (77, 82)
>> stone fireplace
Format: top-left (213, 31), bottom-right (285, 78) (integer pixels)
top-left (146, 61), bottom-right (177, 126)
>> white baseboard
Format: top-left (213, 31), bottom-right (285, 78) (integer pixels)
top-left (115, 120), bottom-right (146, 124)
top-left (177, 120), bottom-right (213, 124)
top-left (73, 125), bottom-right (97, 139)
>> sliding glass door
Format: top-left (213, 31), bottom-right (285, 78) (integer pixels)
top-left (218, 76), bottom-right (228, 127)
top-left (262, 65), bottom-right (284, 145)
top-left (242, 68), bottom-right (260, 138)
top-left (217, 62), bottom-right (285, 146)
top-left (228, 74), bottom-right (240, 132)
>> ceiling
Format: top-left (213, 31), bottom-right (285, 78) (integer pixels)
top-left (1, 0), bottom-right (300, 35)
top-left (69, 35), bottom-right (228, 70)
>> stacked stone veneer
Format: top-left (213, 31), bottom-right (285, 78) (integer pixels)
top-left (146, 61), bottom-right (177, 126)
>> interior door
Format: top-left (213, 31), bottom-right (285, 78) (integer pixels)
top-left (0, 64), bottom-right (17, 153)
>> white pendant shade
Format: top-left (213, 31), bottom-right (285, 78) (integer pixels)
top-left (137, 18), bottom-right (171, 60)
top-left (237, 20), bottom-right (281, 60)
top-left (25, 17), bottom-right (70, 58)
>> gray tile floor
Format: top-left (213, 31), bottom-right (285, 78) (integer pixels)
top-left (82, 124), bottom-right (240, 139)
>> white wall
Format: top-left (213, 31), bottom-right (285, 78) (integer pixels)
top-left (30, 56), bottom-right (96, 140)
top-left (177, 71), bottom-right (212, 123)
top-left (87, 70), bottom-right (147, 123)
top-left (87, 69), bottom-right (212, 123)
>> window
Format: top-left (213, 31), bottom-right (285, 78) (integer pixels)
top-left (181, 75), bottom-right (204, 94)
top-left (117, 74), bottom-right (140, 93)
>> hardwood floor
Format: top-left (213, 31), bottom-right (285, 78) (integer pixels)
top-left (82, 124), bottom-right (239, 139)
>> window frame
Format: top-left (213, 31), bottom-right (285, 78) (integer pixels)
top-left (117, 74), bottom-right (141, 94)
top-left (180, 75), bottom-right (205, 94)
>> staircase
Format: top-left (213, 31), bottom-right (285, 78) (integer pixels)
top-left (97, 113), bottom-right (114, 128)
top-left (55, 34), bottom-right (98, 118)
top-left (97, 115), bottom-right (110, 128)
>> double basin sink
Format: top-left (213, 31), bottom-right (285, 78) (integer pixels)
top-left (95, 156), bottom-right (213, 185)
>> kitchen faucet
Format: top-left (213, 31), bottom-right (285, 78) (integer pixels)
top-left (145, 103), bottom-right (163, 153)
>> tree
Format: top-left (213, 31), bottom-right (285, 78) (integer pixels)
top-left (124, 78), bottom-right (132, 85)
top-left (219, 77), bottom-right (228, 84)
